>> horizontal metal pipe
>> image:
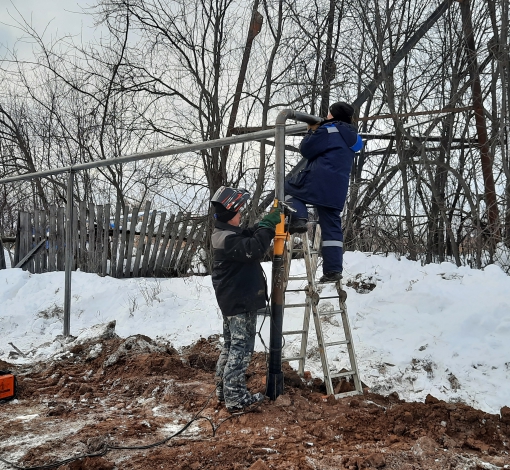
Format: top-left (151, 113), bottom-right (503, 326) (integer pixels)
top-left (0, 124), bottom-right (309, 185)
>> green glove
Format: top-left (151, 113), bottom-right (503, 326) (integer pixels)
top-left (258, 208), bottom-right (282, 230)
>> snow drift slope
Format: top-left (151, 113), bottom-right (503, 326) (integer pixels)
top-left (0, 251), bottom-right (508, 414)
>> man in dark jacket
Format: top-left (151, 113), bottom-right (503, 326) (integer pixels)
top-left (210, 186), bottom-right (281, 413)
top-left (285, 101), bottom-right (363, 283)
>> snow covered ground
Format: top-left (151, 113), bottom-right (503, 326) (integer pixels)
top-left (1, 250), bottom-right (509, 415)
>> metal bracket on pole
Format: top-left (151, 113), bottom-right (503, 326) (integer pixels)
top-left (63, 170), bottom-right (75, 337)
top-left (266, 109), bottom-right (321, 401)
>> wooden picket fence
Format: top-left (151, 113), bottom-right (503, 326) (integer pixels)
top-left (7, 201), bottom-right (207, 277)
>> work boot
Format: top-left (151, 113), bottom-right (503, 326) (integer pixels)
top-left (226, 392), bottom-right (265, 413)
top-left (319, 271), bottom-right (342, 283)
top-left (288, 218), bottom-right (308, 234)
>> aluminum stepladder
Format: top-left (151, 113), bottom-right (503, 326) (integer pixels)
top-left (281, 222), bottom-right (363, 398)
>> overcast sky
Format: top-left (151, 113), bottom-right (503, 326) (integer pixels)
top-left (0, 0), bottom-right (100, 58)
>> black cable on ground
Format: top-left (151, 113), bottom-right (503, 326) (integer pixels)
top-left (0, 387), bottom-right (218, 470)
top-left (0, 375), bottom-right (269, 470)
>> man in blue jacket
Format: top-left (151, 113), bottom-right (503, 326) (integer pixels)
top-left (211, 186), bottom-right (281, 413)
top-left (285, 102), bottom-right (363, 283)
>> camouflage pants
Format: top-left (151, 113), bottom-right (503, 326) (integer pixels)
top-left (215, 311), bottom-right (257, 407)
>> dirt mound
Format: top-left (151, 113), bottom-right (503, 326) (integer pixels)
top-left (182, 335), bottom-right (221, 371)
top-left (1, 332), bottom-right (509, 470)
top-left (0, 359), bottom-right (14, 370)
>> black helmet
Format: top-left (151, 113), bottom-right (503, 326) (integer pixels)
top-left (211, 186), bottom-right (251, 212)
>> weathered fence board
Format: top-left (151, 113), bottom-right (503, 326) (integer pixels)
top-left (41, 210), bottom-right (48, 272)
top-left (34, 209), bottom-right (41, 273)
top-left (170, 212), bottom-right (191, 274)
top-left (79, 201), bottom-right (87, 271)
top-left (88, 203), bottom-right (96, 274)
top-left (133, 201), bottom-right (151, 277)
top-left (176, 218), bottom-right (200, 275)
top-left (161, 212), bottom-right (182, 276)
top-left (141, 210), bottom-right (158, 277)
top-left (48, 206), bottom-right (57, 272)
top-left (96, 205), bottom-right (104, 275)
top-left (12, 202), bottom-right (205, 278)
top-left (57, 207), bottom-right (65, 271)
top-left (147, 212), bottom-right (167, 277)
top-left (71, 206), bottom-right (77, 271)
top-left (116, 205), bottom-right (130, 278)
top-left (101, 204), bottom-right (110, 276)
top-left (124, 206), bottom-right (139, 278)
top-left (110, 200), bottom-right (121, 276)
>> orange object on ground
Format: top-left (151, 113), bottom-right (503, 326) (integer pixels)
top-left (0, 372), bottom-right (16, 401)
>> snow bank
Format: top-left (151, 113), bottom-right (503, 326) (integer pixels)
top-left (0, 251), bottom-right (509, 414)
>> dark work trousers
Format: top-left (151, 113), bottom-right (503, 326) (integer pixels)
top-left (215, 311), bottom-right (257, 407)
top-left (285, 196), bottom-right (344, 273)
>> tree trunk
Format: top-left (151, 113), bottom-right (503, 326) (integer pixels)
top-left (459, 0), bottom-right (500, 253)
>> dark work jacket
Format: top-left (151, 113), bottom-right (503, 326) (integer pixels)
top-left (211, 221), bottom-right (274, 316)
top-left (285, 120), bottom-right (363, 210)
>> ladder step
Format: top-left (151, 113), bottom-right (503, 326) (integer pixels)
top-left (285, 288), bottom-right (307, 292)
top-left (282, 356), bottom-right (304, 362)
top-left (292, 249), bottom-right (319, 255)
top-left (285, 303), bottom-right (307, 308)
top-left (319, 310), bottom-right (343, 316)
top-left (319, 295), bottom-right (344, 300)
top-left (324, 340), bottom-right (349, 347)
top-left (329, 370), bottom-right (355, 379)
top-left (282, 330), bottom-right (306, 335)
top-left (287, 276), bottom-right (308, 281)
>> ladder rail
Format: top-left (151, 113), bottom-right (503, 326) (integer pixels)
top-left (283, 232), bottom-right (312, 376)
top-left (281, 221), bottom-right (363, 398)
top-left (337, 290), bottom-right (364, 394)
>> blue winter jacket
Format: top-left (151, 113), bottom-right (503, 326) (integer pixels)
top-left (285, 120), bottom-right (363, 210)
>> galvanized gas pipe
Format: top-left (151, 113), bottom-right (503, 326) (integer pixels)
top-left (266, 109), bottom-right (322, 400)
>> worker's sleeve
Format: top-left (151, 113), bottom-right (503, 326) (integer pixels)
top-left (299, 127), bottom-right (330, 160)
top-left (350, 135), bottom-right (363, 152)
top-left (223, 227), bottom-right (274, 262)
top-left (338, 125), bottom-right (363, 153)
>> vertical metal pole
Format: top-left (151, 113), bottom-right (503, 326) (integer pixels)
top-left (266, 111), bottom-right (289, 400)
top-left (64, 170), bottom-right (74, 337)
top-left (266, 110), bottom-right (321, 400)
